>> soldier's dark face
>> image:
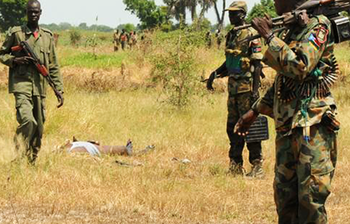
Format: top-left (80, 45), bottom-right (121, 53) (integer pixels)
top-left (274, 0), bottom-right (297, 15)
top-left (229, 11), bottom-right (245, 26)
top-left (27, 2), bottom-right (42, 24)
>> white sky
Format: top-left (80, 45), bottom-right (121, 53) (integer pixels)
top-left (39, 0), bottom-right (261, 28)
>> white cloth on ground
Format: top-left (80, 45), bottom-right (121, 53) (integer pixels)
top-left (69, 141), bottom-right (101, 157)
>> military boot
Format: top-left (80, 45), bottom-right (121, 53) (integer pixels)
top-left (246, 160), bottom-right (264, 179)
top-left (228, 161), bottom-right (245, 176)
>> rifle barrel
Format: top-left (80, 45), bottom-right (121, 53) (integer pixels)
top-left (234, 15), bottom-right (285, 31)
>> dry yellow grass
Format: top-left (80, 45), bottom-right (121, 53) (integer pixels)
top-left (0, 41), bottom-right (349, 224)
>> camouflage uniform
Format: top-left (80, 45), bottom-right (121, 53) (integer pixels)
top-left (0, 25), bottom-right (63, 163)
top-left (224, 1), bottom-right (264, 174)
top-left (253, 14), bottom-right (338, 223)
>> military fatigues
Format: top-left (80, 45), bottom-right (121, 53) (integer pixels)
top-left (226, 27), bottom-right (264, 167)
top-left (0, 25), bottom-right (63, 163)
top-left (253, 15), bottom-right (338, 223)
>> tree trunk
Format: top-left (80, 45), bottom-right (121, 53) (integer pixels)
top-left (197, 3), bottom-right (208, 30)
top-left (213, 1), bottom-right (221, 25)
top-left (214, 0), bottom-right (226, 31)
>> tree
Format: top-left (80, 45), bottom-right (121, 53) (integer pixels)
top-left (212, 0), bottom-right (226, 31)
top-left (123, 0), bottom-right (169, 29)
top-left (246, 0), bottom-right (277, 23)
top-left (117, 23), bottom-right (136, 32)
top-left (164, 0), bottom-right (187, 22)
top-left (197, 0), bottom-right (214, 28)
top-left (0, 0), bottom-right (27, 32)
top-left (78, 23), bottom-right (88, 30)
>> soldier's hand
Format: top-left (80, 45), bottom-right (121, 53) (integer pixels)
top-left (56, 92), bottom-right (64, 108)
top-left (252, 14), bottom-right (273, 40)
top-left (206, 72), bottom-right (217, 91)
top-left (234, 109), bottom-right (259, 136)
top-left (13, 56), bottom-right (33, 65)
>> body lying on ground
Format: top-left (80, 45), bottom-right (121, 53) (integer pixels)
top-left (56, 138), bottom-right (154, 157)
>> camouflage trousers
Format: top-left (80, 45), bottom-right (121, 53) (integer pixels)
top-left (274, 124), bottom-right (337, 224)
top-left (14, 93), bottom-right (46, 164)
top-left (227, 92), bottom-right (262, 165)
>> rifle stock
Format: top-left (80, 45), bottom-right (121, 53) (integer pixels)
top-left (11, 41), bottom-right (64, 108)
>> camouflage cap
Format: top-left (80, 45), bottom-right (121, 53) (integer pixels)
top-left (225, 1), bottom-right (247, 13)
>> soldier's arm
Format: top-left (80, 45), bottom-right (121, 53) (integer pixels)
top-left (249, 34), bottom-right (264, 94)
top-left (264, 17), bottom-right (331, 81)
top-left (48, 35), bottom-right (64, 93)
top-left (252, 84), bottom-right (274, 118)
top-left (249, 30), bottom-right (263, 61)
top-left (0, 29), bottom-right (16, 67)
top-left (214, 61), bottom-right (228, 77)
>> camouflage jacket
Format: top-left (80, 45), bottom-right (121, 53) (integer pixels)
top-left (0, 25), bottom-right (63, 96)
top-left (253, 15), bottom-right (338, 135)
top-left (225, 27), bottom-right (263, 95)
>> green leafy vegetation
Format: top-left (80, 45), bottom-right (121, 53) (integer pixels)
top-left (123, 0), bottom-right (169, 29)
top-left (0, 0), bottom-right (27, 32)
top-left (60, 52), bottom-right (127, 68)
top-left (246, 0), bottom-right (278, 22)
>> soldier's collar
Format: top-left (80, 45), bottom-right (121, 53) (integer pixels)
top-left (23, 25), bottom-right (43, 36)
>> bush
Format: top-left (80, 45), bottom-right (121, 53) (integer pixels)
top-left (69, 29), bottom-right (82, 46)
top-left (150, 29), bottom-right (205, 108)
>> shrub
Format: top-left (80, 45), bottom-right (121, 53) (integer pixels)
top-left (150, 29), bottom-right (205, 108)
top-left (69, 29), bottom-right (82, 46)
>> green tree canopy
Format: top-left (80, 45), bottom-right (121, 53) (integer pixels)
top-left (117, 23), bottom-right (136, 32)
top-left (246, 0), bottom-right (277, 23)
top-left (0, 0), bottom-right (28, 32)
top-left (123, 0), bottom-right (169, 29)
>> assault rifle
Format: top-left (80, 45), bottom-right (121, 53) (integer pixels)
top-left (11, 41), bottom-right (64, 108)
top-left (236, 0), bottom-right (350, 44)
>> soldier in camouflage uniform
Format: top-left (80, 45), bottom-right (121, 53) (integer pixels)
top-left (0, 0), bottom-right (64, 164)
top-left (206, 1), bottom-right (265, 177)
top-left (235, 0), bottom-right (339, 222)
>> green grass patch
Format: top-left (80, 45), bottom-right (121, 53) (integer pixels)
top-left (60, 52), bottom-right (127, 68)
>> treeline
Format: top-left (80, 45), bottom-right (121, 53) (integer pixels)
top-left (123, 0), bottom-right (277, 30)
top-left (38, 22), bottom-right (139, 33)
top-left (0, 0), bottom-right (277, 32)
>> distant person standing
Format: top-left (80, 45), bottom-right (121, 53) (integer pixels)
top-left (128, 31), bottom-right (134, 50)
top-left (120, 29), bottom-right (128, 50)
top-left (206, 31), bottom-right (212, 48)
top-left (0, 0), bottom-right (64, 164)
top-left (113, 29), bottom-right (120, 52)
top-left (131, 31), bottom-right (138, 48)
top-left (215, 29), bottom-right (223, 49)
